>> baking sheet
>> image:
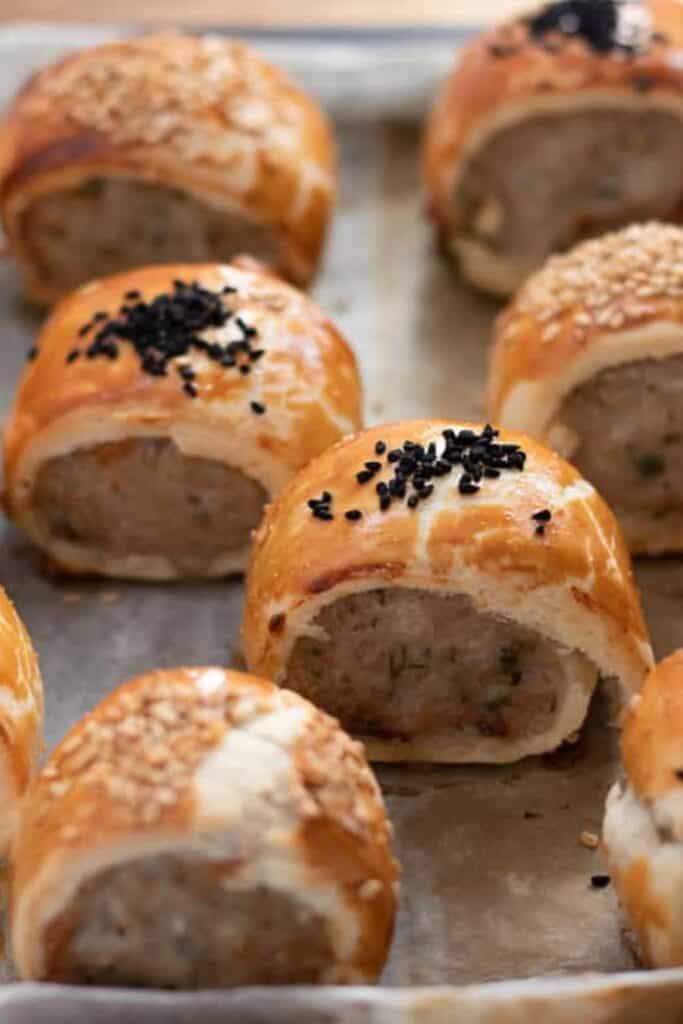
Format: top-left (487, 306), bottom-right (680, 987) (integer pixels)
top-left (2, 22), bottom-right (683, 1022)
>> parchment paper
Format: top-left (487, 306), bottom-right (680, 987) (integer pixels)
top-left (1, 24), bottom-right (683, 1021)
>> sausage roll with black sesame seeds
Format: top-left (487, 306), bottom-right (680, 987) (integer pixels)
top-left (489, 222), bottom-right (683, 556)
top-left (11, 667), bottom-right (398, 986)
top-left (603, 650), bottom-right (683, 968)
top-left (423, 0), bottom-right (683, 297)
top-left (0, 32), bottom-right (335, 305)
top-left (242, 420), bottom-right (652, 764)
top-left (0, 586), bottom-right (43, 854)
top-left (3, 260), bottom-right (362, 580)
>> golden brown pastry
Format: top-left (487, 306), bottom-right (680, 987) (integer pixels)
top-left (11, 666), bottom-right (398, 986)
top-left (0, 585), bottom-right (43, 854)
top-left (603, 650), bottom-right (683, 967)
top-left (3, 259), bottom-right (361, 580)
top-left (0, 32), bottom-right (335, 304)
top-left (489, 222), bottom-right (683, 555)
top-left (423, 0), bottom-right (683, 296)
top-left (242, 420), bottom-right (652, 763)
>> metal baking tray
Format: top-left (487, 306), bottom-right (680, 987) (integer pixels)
top-left (2, 21), bottom-right (683, 1022)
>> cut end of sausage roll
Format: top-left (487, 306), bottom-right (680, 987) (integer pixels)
top-left (44, 854), bottom-right (337, 987)
top-left (243, 420), bottom-right (653, 764)
top-left (0, 586), bottom-right (44, 856)
top-left (3, 261), bottom-right (362, 579)
top-left (11, 667), bottom-right (399, 986)
top-left (0, 32), bottom-right (336, 303)
top-left (286, 588), bottom-right (598, 762)
top-left (33, 438), bottom-right (268, 578)
top-left (603, 650), bottom-right (683, 968)
top-left (423, 0), bottom-right (683, 296)
top-left (489, 222), bottom-right (683, 555)
top-left (21, 178), bottom-right (282, 299)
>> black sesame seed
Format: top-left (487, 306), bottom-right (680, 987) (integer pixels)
top-left (526, 0), bottom-right (646, 56)
top-left (352, 425), bottom-right (526, 516)
top-left (75, 280), bottom-right (264, 399)
top-left (532, 509), bottom-right (552, 522)
top-left (78, 322), bottom-right (93, 337)
top-left (676, 769), bottom-right (683, 781)
top-left (66, 349), bottom-right (80, 364)
top-left (459, 479), bottom-right (480, 496)
top-left (345, 509), bottom-right (362, 521)
top-left (321, 491), bottom-right (332, 504)
top-left (313, 507), bottom-right (333, 521)
top-left (590, 874), bottom-right (611, 890)
top-left (535, 524), bottom-right (546, 537)
top-left (250, 401), bottom-right (266, 415)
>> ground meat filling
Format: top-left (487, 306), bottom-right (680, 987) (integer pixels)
top-left (560, 356), bottom-right (683, 525)
top-left (33, 438), bottom-right (267, 572)
top-left (45, 854), bottom-right (335, 987)
top-left (285, 589), bottom-right (595, 742)
top-left (23, 177), bottom-right (281, 294)
top-left (455, 109), bottom-right (683, 281)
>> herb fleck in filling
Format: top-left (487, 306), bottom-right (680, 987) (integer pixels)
top-left (307, 425), bottom-right (527, 521)
top-left (64, 279), bottom-right (267, 413)
top-left (633, 451), bottom-right (665, 478)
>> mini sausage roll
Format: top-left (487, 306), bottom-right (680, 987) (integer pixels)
top-left (0, 32), bottom-right (335, 304)
top-left (603, 650), bottom-right (683, 968)
top-left (423, 0), bottom-right (683, 297)
top-left (242, 420), bottom-right (652, 763)
top-left (489, 222), bottom-right (683, 555)
top-left (11, 667), bottom-right (398, 986)
top-left (0, 586), bottom-right (43, 854)
top-left (3, 260), bottom-right (361, 580)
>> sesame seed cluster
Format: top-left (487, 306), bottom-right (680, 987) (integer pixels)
top-left (487, 0), bottom-right (661, 60)
top-left (294, 708), bottom-right (395, 852)
top-left (39, 674), bottom-right (229, 839)
top-left (52, 278), bottom-right (268, 412)
top-left (511, 222), bottom-right (683, 343)
top-left (32, 671), bottom-right (393, 856)
top-left (25, 36), bottom-right (297, 164)
top-left (307, 425), bottom-right (527, 522)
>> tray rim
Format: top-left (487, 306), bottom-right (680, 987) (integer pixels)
top-left (0, 18), bottom-right (681, 1018)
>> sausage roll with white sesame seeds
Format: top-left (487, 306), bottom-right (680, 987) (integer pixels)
top-left (423, 0), bottom-right (683, 297)
top-left (11, 667), bottom-right (398, 986)
top-left (242, 420), bottom-right (652, 764)
top-left (603, 650), bottom-right (683, 968)
top-left (489, 222), bottom-right (683, 556)
top-left (3, 259), bottom-right (362, 580)
top-left (0, 585), bottom-right (43, 854)
top-left (0, 32), bottom-right (335, 305)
